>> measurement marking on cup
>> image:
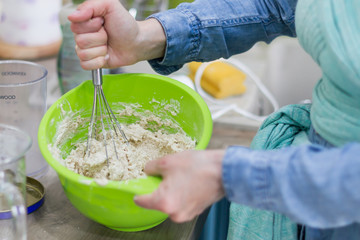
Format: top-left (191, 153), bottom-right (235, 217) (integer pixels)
top-left (0, 95), bottom-right (16, 100)
top-left (1, 71), bottom-right (26, 76)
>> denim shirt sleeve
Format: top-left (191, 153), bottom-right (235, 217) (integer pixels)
top-left (223, 144), bottom-right (360, 228)
top-left (147, 0), bottom-right (298, 75)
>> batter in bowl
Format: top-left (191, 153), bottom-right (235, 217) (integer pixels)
top-left (49, 101), bottom-right (196, 182)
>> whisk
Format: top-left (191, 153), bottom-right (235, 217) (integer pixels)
top-left (86, 68), bottom-right (129, 164)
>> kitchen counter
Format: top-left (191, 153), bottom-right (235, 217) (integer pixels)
top-left (2, 57), bottom-right (257, 240)
top-left (25, 122), bottom-right (256, 240)
top-left (27, 168), bottom-right (207, 240)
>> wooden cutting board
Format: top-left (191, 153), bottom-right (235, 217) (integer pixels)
top-left (0, 40), bottom-right (62, 60)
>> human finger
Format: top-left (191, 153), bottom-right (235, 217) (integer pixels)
top-left (134, 180), bottom-right (200, 223)
top-left (70, 17), bottom-right (104, 34)
top-left (135, 195), bottom-right (192, 223)
top-left (67, 5), bottom-right (94, 23)
top-left (134, 182), bottom-right (176, 213)
top-left (79, 55), bottom-right (109, 70)
top-left (74, 28), bottom-right (107, 49)
top-left (68, 0), bottom-right (123, 22)
top-left (143, 156), bottom-right (172, 177)
top-left (68, 0), bottom-right (107, 23)
top-left (133, 192), bottom-right (160, 210)
top-left (76, 45), bottom-right (107, 62)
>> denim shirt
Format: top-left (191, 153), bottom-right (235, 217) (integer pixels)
top-left (148, 0), bottom-right (360, 239)
top-left (148, 0), bottom-right (296, 75)
top-left (224, 133), bottom-right (360, 240)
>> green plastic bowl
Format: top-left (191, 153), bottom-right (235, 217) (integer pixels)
top-left (38, 73), bottom-right (212, 232)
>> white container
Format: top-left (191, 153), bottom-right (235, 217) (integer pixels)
top-left (263, 37), bottom-right (321, 109)
top-left (0, 0), bottom-right (62, 46)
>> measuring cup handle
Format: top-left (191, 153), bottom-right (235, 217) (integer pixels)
top-left (1, 183), bottom-right (27, 240)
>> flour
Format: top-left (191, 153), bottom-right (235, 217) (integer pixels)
top-left (50, 102), bottom-right (196, 182)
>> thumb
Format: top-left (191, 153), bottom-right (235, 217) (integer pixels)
top-left (68, 7), bottom-right (94, 22)
top-left (134, 192), bottom-right (160, 210)
top-left (68, 0), bottom-right (107, 22)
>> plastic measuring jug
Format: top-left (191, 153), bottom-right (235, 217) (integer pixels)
top-left (0, 60), bottom-right (48, 179)
top-left (0, 123), bottom-right (31, 240)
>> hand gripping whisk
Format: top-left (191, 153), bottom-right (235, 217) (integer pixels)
top-left (86, 69), bottom-right (128, 165)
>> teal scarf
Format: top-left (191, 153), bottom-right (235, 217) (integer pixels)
top-left (227, 104), bottom-right (311, 240)
top-left (296, 0), bottom-right (360, 146)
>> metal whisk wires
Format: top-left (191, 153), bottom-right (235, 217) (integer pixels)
top-left (86, 69), bottom-right (128, 165)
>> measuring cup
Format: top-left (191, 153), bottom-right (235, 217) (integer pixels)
top-left (0, 60), bottom-right (48, 179)
top-left (0, 124), bottom-right (31, 240)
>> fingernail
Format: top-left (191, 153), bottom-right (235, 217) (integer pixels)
top-left (70, 9), bottom-right (81, 16)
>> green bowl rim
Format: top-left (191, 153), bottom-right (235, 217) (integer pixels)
top-left (38, 73), bottom-right (213, 193)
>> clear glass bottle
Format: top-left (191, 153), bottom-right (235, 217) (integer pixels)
top-left (57, 0), bottom-right (110, 94)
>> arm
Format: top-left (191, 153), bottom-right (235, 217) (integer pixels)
top-left (149, 0), bottom-right (298, 74)
top-left (224, 144), bottom-right (360, 228)
top-left (135, 143), bottom-right (360, 226)
top-left (68, 0), bottom-right (297, 72)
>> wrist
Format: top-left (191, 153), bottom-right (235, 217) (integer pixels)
top-left (207, 149), bottom-right (226, 196)
top-left (136, 18), bottom-right (166, 61)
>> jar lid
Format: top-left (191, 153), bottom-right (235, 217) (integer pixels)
top-left (0, 177), bottom-right (45, 219)
top-left (26, 177), bottom-right (45, 215)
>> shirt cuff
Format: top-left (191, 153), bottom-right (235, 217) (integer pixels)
top-left (223, 146), bottom-right (270, 208)
top-left (146, 8), bottom-right (201, 75)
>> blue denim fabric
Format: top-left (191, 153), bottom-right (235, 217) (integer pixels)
top-left (148, 0), bottom-right (297, 75)
top-left (223, 139), bottom-right (360, 239)
top-left (302, 126), bottom-right (360, 240)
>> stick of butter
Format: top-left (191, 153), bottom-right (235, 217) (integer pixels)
top-left (188, 61), bottom-right (247, 99)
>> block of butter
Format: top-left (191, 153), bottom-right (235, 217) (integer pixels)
top-left (188, 61), bottom-right (247, 99)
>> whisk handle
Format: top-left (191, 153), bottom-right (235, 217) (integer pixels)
top-left (92, 69), bottom-right (103, 86)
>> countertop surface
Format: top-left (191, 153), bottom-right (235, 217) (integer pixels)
top-left (2, 57), bottom-right (257, 240)
top-left (24, 122), bottom-right (256, 240)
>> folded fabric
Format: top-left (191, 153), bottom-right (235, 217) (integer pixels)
top-left (228, 104), bottom-right (311, 240)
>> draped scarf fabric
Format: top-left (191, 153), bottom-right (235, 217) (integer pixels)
top-left (296, 0), bottom-right (360, 147)
top-left (228, 104), bottom-right (311, 240)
